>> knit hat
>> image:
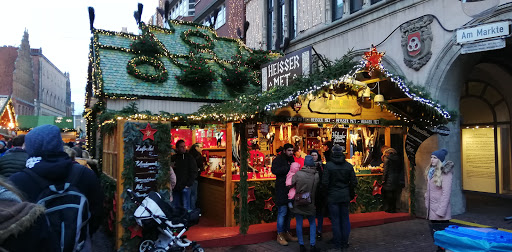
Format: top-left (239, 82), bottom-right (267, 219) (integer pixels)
top-left (332, 144), bottom-right (344, 158)
top-left (432, 148), bottom-right (448, 162)
top-left (304, 155), bottom-right (315, 167)
top-left (25, 125), bottom-right (64, 157)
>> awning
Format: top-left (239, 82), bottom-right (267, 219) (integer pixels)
top-left (17, 116), bottom-right (74, 130)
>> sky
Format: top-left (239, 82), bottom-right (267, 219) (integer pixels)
top-left (2, 0), bottom-right (159, 115)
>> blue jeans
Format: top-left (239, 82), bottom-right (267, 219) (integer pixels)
top-left (296, 214), bottom-right (316, 246)
top-left (190, 180), bottom-right (198, 209)
top-left (277, 205), bottom-right (291, 233)
top-left (328, 202), bottom-right (350, 248)
top-left (172, 187), bottom-right (192, 211)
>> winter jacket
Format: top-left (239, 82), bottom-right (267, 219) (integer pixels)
top-left (322, 153), bottom-right (357, 204)
top-left (271, 153), bottom-right (294, 206)
top-left (314, 160), bottom-right (327, 209)
top-left (0, 185), bottom-right (56, 252)
top-left (425, 161), bottom-right (454, 221)
top-left (0, 147), bottom-right (28, 178)
top-left (171, 152), bottom-right (197, 192)
top-left (286, 162), bottom-right (301, 200)
top-left (291, 165), bottom-right (319, 216)
top-left (189, 150), bottom-right (205, 180)
top-left (382, 152), bottom-right (405, 191)
top-left (9, 152), bottom-right (105, 235)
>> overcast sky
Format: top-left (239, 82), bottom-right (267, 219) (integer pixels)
top-left (2, 0), bottom-right (159, 115)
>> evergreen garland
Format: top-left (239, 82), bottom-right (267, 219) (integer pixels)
top-left (130, 25), bottom-right (164, 56)
top-left (126, 56), bottom-right (168, 83)
top-left (239, 123), bottom-right (249, 234)
top-left (349, 176), bottom-right (383, 213)
top-left (232, 181), bottom-right (277, 225)
top-left (180, 29), bottom-right (214, 50)
top-left (100, 173), bottom-right (117, 240)
top-left (176, 53), bottom-right (215, 96)
top-left (219, 55), bottom-right (254, 95)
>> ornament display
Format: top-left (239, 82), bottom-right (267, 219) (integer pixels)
top-left (140, 123), bottom-right (158, 141)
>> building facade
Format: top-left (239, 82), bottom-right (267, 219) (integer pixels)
top-left (246, 0), bottom-right (512, 217)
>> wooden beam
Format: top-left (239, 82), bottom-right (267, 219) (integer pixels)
top-left (386, 98), bottom-right (413, 103)
top-left (225, 122), bottom-right (234, 227)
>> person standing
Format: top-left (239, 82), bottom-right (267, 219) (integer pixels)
top-left (292, 155), bottom-right (319, 252)
top-left (322, 144), bottom-right (357, 250)
top-left (425, 149), bottom-right (454, 252)
top-left (271, 143), bottom-right (298, 246)
top-left (310, 149), bottom-right (326, 241)
top-left (322, 141), bottom-right (333, 163)
top-left (189, 143), bottom-right (205, 209)
top-left (171, 140), bottom-right (197, 211)
top-left (381, 147), bottom-right (405, 213)
top-left (0, 135), bottom-right (28, 178)
top-left (0, 141), bottom-right (8, 158)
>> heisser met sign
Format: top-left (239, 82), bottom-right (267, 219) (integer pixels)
top-left (261, 46), bottom-right (312, 92)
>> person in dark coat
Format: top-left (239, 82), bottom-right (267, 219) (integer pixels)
top-left (322, 141), bottom-right (333, 162)
top-left (381, 147), bottom-right (405, 213)
top-left (292, 155), bottom-right (319, 252)
top-left (9, 125), bottom-right (104, 249)
top-left (0, 141), bottom-right (7, 158)
top-left (0, 135), bottom-right (28, 178)
top-left (271, 143), bottom-right (297, 246)
top-left (310, 149), bottom-right (326, 240)
top-left (189, 143), bottom-right (205, 209)
top-left (0, 177), bottom-right (56, 251)
top-left (322, 144), bottom-right (357, 250)
top-left (171, 140), bottom-right (197, 211)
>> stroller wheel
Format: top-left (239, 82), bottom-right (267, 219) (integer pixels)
top-left (192, 244), bottom-right (204, 252)
top-left (150, 247), bottom-right (167, 252)
top-left (139, 240), bottom-right (155, 252)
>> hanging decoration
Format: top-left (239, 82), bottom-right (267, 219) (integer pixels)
top-left (372, 180), bottom-right (382, 196)
top-left (140, 123), bottom-right (158, 141)
top-left (180, 29), bottom-right (215, 50)
top-left (264, 197), bottom-right (275, 211)
top-left (350, 194), bottom-right (358, 203)
top-left (126, 56), bottom-right (168, 83)
top-left (238, 186), bottom-right (256, 203)
top-left (363, 45), bottom-right (385, 72)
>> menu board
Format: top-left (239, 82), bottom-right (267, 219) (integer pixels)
top-left (332, 128), bottom-right (347, 152)
top-left (133, 143), bottom-right (159, 197)
top-left (462, 128), bottom-right (496, 193)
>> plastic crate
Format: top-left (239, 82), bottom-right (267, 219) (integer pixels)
top-left (443, 225), bottom-right (512, 244)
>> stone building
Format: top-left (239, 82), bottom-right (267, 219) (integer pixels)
top-left (245, 0), bottom-right (512, 217)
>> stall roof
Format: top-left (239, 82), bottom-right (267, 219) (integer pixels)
top-left (17, 116), bottom-right (74, 130)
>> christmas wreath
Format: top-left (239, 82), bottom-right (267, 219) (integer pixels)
top-left (180, 29), bottom-right (214, 50)
top-left (127, 56), bottom-right (168, 83)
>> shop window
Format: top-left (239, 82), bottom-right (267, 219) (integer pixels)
top-left (267, 0), bottom-right (274, 49)
top-left (202, 4), bottom-right (225, 30)
top-left (289, 0), bottom-right (297, 40)
top-left (350, 0), bottom-right (363, 13)
top-left (332, 0), bottom-right (344, 21)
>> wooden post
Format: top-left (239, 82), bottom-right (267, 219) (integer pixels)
top-left (385, 127), bottom-right (391, 147)
top-left (115, 119), bottom-right (126, 250)
top-left (225, 122), bottom-right (233, 226)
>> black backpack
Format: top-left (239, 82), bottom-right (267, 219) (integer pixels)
top-left (24, 164), bottom-right (91, 252)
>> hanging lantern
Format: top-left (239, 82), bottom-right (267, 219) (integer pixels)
top-left (374, 82), bottom-right (385, 103)
top-left (363, 86), bottom-right (371, 98)
top-left (329, 94), bottom-right (336, 100)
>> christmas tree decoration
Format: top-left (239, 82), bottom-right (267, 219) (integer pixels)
top-left (264, 197), bottom-right (275, 211)
top-left (128, 225), bottom-right (143, 239)
top-left (140, 123), bottom-right (158, 141)
top-left (237, 186), bottom-right (256, 203)
top-left (372, 180), bottom-right (382, 196)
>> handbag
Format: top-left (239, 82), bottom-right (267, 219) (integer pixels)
top-left (294, 176), bottom-right (315, 206)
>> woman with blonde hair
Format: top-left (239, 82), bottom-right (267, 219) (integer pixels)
top-left (424, 149), bottom-right (454, 252)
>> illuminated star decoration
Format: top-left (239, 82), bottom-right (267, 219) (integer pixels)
top-left (264, 197), bottom-right (275, 211)
top-left (140, 123), bottom-right (158, 141)
top-left (128, 225), bottom-right (143, 239)
top-left (363, 45), bottom-right (385, 72)
top-left (350, 194), bottom-right (358, 203)
top-left (237, 186), bottom-right (256, 203)
top-left (372, 180), bottom-right (382, 196)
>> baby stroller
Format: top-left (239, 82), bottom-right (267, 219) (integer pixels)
top-left (126, 189), bottom-right (204, 252)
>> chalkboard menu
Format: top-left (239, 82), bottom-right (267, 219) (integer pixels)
top-left (133, 143), bottom-right (159, 197)
top-left (332, 128), bottom-right (347, 152)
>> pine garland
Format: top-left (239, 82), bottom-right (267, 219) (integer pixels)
top-left (180, 29), bottom-right (214, 50)
top-left (175, 54), bottom-right (215, 96)
top-left (239, 123), bottom-right (249, 234)
top-left (232, 181), bottom-right (277, 225)
top-left (126, 56), bottom-right (168, 83)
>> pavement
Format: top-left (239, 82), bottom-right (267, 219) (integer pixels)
top-left (92, 191), bottom-right (512, 251)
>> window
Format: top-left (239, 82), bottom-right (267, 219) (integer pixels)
top-left (333, 0), bottom-right (343, 21)
top-left (350, 0), bottom-right (363, 14)
top-left (267, 0), bottom-right (274, 49)
top-left (277, 0), bottom-right (285, 47)
top-left (289, 0), bottom-right (297, 39)
top-left (201, 4), bottom-right (226, 30)
top-left (371, 0), bottom-right (382, 4)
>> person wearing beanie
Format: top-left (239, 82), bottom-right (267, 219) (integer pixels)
top-left (291, 155), bottom-right (319, 252)
top-left (272, 143), bottom-right (298, 246)
top-left (0, 140), bottom-right (7, 157)
top-left (9, 124), bottom-right (104, 250)
top-left (381, 147), bottom-right (405, 213)
top-left (322, 144), bottom-right (357, 250)
top-left (424, 148), bottom-right (454, 252)
top-left (309, 149), bottom-right (326, 241)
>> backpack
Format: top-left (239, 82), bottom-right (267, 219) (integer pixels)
top-left (24, 164), bottom-right (91, 252)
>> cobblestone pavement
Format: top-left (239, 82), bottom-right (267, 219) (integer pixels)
top-left (205, 218), bottom-right (437, 252)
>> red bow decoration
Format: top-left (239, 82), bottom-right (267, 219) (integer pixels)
top-left (372, 180), bottom-right (382, 196)
top-left (264, 197), bottom-right (275, 211)
top-left (140, 123), bottom-right (158, 141)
